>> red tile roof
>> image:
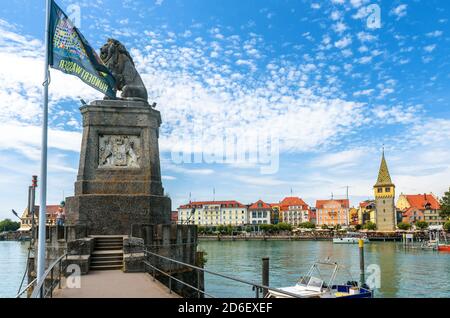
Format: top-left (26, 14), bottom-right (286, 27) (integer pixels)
top-left (249, 200), bottom-right (271, 210)
top-left (179, 200), bottom-right (246, 209)
top-left (404, 194), bottom-right (440, 210)
top-left (402, 207), bottom-right (424, 218)
top-left (279, 197), bottom-right (309, 210)
top-left (32, 205), bottom-right (62, 216)
top-left (359, 200), bottom-right (375, 208)
top-left (316, 199), bottom-right (350, 209)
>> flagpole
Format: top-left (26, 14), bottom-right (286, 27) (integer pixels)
top-left (36, 0), bottom-right (51, 297)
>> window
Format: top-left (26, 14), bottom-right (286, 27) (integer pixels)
top-left (252, 212), bottom-right (257, 218)
top-left (377, 188), bottom-right (382, 193)
top-left (385, 187), bottom-right (391, 192)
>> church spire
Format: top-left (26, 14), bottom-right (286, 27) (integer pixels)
top-left (375, 149), bottom-right (393, 186)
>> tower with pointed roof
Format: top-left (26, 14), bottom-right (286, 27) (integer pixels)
top-left (373, 149), bottom-right (396, 231)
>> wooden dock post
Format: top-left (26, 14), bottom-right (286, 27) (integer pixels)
top-left (359, 239), bottom-right (365, 286)
top-left (262, 257), bottom-right (269, 297)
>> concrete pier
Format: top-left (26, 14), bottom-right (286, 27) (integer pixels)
top-left (54, 270), bottom-right (179, 298)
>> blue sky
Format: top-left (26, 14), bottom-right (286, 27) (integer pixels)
top-left (0, 0), bottom-right (449, 219)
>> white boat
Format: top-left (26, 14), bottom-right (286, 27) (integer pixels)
top-left (265, 259), bottom-right (373, 298)
top-left (333, 232), bottom-right (369, 244)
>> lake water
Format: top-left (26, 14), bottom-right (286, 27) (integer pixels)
top-left (199, 240), bottom-right (450, 298)
top-left (0, 241), bottom-right (30, 298)
top-left (1, 240), bottom-right (449, 298)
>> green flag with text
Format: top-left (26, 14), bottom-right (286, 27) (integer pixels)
top-left (48, 0), bottom-right (116, 98)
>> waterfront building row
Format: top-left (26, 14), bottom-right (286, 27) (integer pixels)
top-left (178, 197), bottom-right (321, 227)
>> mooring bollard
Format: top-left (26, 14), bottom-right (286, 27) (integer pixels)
top-left (262, 257), bottom-right (269, 297)
top-left (359, 239), bottom-right (365, 286)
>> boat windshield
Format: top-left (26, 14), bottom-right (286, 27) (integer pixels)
top-left (298, 276), bottom-right (310, 286)
top-left (297, 276), bottom-right (324, 291)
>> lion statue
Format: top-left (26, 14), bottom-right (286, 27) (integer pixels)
top-left (100, 38), bottom-right (148, 102)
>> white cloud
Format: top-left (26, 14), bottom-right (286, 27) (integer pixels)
top-left (335, 36), bottom-right (352, 49)
top-left (332, 22), bottom-right (348, 34)
top-left (391, 4), bottom-right (408, 20)
top-left (426, 30), bottom-right (443, 38)
top-left (311, 149), bottom-right (367, 168)
top-left (0, 121), bottom-right (81, 160)
top-left (357, 32), bottom-right (377, 42)
top-left (424, 44), bottom-right (436, 53)
top-left (353, 89), bottom-right (374, 97)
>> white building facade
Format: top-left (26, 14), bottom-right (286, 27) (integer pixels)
top-left (248, 200), bottom-right (272, 224)
top-left (178, 201), bottom-right (248, 226)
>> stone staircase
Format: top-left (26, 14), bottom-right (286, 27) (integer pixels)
top-left (90, 236), bottom-right (124, 271)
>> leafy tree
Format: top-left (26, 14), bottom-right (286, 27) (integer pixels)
top-left (259, 224), bottom-right (274, 233)
top-left (0, 219), bottom-right (20, 232)
top-left (439, 187), bottom-right (450, 220)
top-left (354, 224), bottom-right (362, 231)
top-left (363, 222), bottom-right (377, 231)
top-left (225, 225), bottom-right (234, 235)
top-left (298, 222), bottom-right (315, 229)
top-left (277, 223), bottom-right (293, 231)
top-left (415, 221), bottom-right (429, 230)
top-left (216, 225), bottom-right (226, 234)
top-left (444, 221), bottom-right (450, 232)
top-left (321, 224), bottom-right (329, 230)
top-left (397, 222), bottom-right (412, 230)
top-left (197, 226), bottom-right (206, 234)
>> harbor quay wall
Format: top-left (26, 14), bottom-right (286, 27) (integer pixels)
top-left (197, 231), bottom-right (426, 242)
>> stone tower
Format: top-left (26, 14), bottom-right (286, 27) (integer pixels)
top-left (373, 150), bottom-right (396, 231)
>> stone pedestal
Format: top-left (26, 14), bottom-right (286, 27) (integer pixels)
top-left (66, 100), bottom-right (171, 236)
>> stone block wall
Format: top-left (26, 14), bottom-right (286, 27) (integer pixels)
top-left (130, 224), bottom-right (201, 297)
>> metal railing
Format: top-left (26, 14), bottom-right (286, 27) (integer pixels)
top-left (143, 249), bottom-right (301, 298)
top-left (16, 253), bottom-right (68, 298)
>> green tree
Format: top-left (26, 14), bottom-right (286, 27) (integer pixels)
top-left (299, 222), bottom-right (315, 229)
top-left (260, 224), bottom-right (277, 233)
top-left (354, 224), bottom-right (362, 231)
top-left (415, 220), bottom-right (429, 230)
top-left (444, 221), bottom-right (450, 232)
top-left (197, 226), bottom-right (206, 234)
top-left (216, 225), bottom-right (225, 234)
top-left (363, 222), bottom-right (377, 231)
top-left (276, 222), bottom-right (293, 232)
top-left (439, 187), bottom-right (450, 220)
top-left (0, 219), bottom-right (20, 232)
top-left (321, 224), bottom-right (329, 230)
top-left (397, 222), bottom-right (412, 230)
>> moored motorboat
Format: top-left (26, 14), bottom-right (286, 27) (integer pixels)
top-left (333, 232), bottom-right (370, 244)
top-left (265, 260), bottom-right (373, 298)
top-left (437, 244), bottom-right (450, 252)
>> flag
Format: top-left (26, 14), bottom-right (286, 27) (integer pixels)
top-left (48, 0), bottom-right (116, 98)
